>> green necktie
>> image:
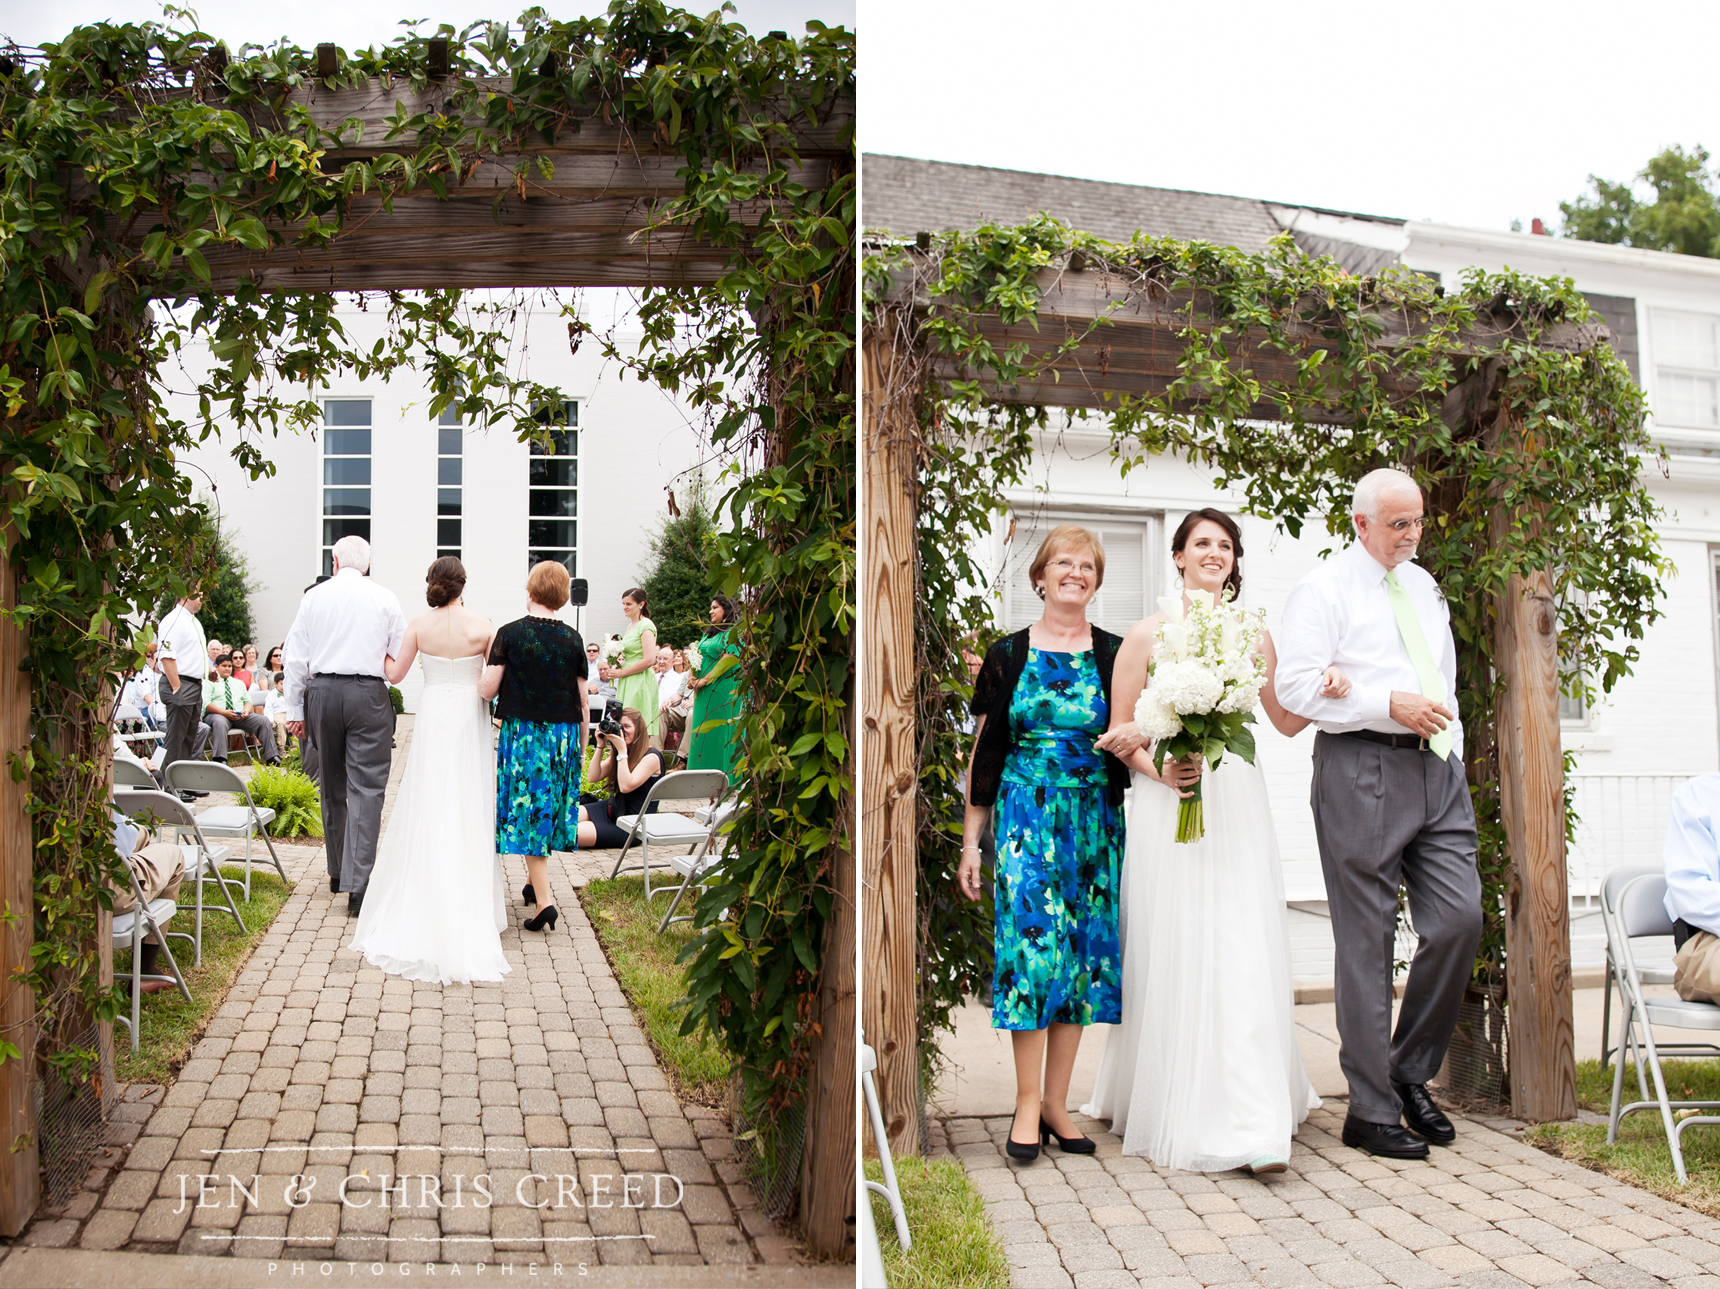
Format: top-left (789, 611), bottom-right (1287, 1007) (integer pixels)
top-left (1383, 569), bottom-right (1451, 760)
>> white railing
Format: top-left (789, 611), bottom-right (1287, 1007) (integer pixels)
top-left (1567, 773), bottom-right (1700, 905)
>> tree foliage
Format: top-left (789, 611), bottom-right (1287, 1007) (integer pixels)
top-left (1561, 144), bottom-right (1720, 258)
top-left (865, 217), bottom-right (1665, 1077)
top-left (154, 513), bottom-right (255, 652)
top-left (640, 475), bottom-right (718, 650)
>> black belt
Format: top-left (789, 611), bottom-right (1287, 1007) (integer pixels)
top-left (1335, 728), bottom-right (1433, 752)
top-left (312, 672), bottom-right (383, 681)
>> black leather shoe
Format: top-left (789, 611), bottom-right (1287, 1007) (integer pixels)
top-left (523, 904), bottom-right (558, 932)
top-left (1342, 1112), bottom-right (1429, 1159)
top-left (329, 877), bottom-right (340, 893)
top-left (347, 892), bottom-right (364, 916)
top-left (1004, 1108), bottom-right (1039, 1162)
top-left (1392, 1080), bottom-right (1457, 1145)
top-left (1040, 1117), bottom-right (1097, 1154)
top-left (522, 883), bottom-right (536, 905)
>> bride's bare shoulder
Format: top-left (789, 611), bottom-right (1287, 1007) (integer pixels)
top-left (1124, 612), bottom-right (1166, 645)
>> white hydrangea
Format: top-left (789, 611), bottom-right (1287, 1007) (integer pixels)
top-left (1150, 658), bottom-right (1224, 715)
top-left (1217, 672), bottom-right (1267, 715)
top-left (1134, 690), bottom-right (1182, 740)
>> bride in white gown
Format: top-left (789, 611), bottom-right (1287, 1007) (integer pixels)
top-left (1084, 509), bottom-right (1344, 1174)
top-left (350, 559), bottom-right (509, 984)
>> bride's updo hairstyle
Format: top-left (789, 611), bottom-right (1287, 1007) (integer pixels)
top-left (1171, 508), bottom-right (1245, 600)
top-left (1027, 524), bottom-right (1106, 600)
top-left (526, 560), bottom-right (571, 611)
top-left (425, 556), bottom-right (467, 608)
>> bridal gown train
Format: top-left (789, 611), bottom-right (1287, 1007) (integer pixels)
top-left (1082, 755), bottom-right (1318, 1170)
top-left (349, 653), bottom-right (510, 984)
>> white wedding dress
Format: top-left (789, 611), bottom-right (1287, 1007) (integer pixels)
top-left (349, 654), bottom-right (509, 984)
top-left (1083, 753), bottom-right (1318, 1170)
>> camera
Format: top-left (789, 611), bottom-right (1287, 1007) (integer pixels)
top-left (596, 698), bottom-right (625, 738)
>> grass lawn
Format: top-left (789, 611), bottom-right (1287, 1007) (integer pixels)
top-left (865, 1156), bottom-right (1010, 1289)
top-left (578, 874), bottom-right (732, 1107)
top-left (114, 869), bottom-right (294, 1085)
top-left (1527, 1056), bottom-right (1720, 1217)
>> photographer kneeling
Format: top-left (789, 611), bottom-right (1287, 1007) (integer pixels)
top-left (578, 708), bottom-right (664, 849)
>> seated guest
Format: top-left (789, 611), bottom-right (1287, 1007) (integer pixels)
top-left (240, 644), bottom-right (259, 686)
top-left (586, 641), bottom-right (619, 704)
top-left (658, 648), bottom-right (692, 744)
top-left (577, 709), bottom-right (664, 849)
top-left (122, 649), bottom-right (164, 729)
top-left (204, 654), bottom-right (281, 765)
top-left (207, 639), bottom-right (226, 673)
top-left (265, 672), bottom-right (292, 756)
top-left (1664, 773), bottom-right (1720, 1002)
top-left (230, 646), bottom-right (253, 688)
top-left (111, 808), bottom-right (187, 992)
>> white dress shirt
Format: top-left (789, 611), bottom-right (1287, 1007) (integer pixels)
top-left (154, 604), bottom-right (206, 699)
top-left (657, 668), bottom-right (688, 708)
top-left (1277, 540), bottom-right (1464, 758)
top-left (1663, 775), bottom-right (1720, 933)
top-left (281, 568), bottom-right (407, 721)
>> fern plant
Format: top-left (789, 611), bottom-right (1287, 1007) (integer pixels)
top-left (580, 744), bottom-right (611, 801)
top-left (246, 765), bottom-right (324, 839)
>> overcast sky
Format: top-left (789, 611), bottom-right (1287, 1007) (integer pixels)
top-left (860, 0), bottom-right (1720, 235)
top-left (0, 0), bottom-right (852, 57)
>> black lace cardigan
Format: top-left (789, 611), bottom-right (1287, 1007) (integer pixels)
top-left (967, 626), bottom-right (1129, 810)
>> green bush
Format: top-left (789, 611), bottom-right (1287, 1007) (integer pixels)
top-left (389, 685), bottom-right (405, 715)
top-left (247, 765), bottom-right (323, 838)
top-left (580, 743), bottom-right (611, 800)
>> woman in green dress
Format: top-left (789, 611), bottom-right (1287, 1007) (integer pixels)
top-left (687, 595), bottom-right (741, 780)
top-left (600, 587), bottom-right (660, 742)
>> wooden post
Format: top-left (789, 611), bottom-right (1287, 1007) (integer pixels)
top-left (1491, 414), bottom-right (1577, 1122)
top-left (799, 830), bottom-right (857, 1257)
top-left (861, 314), bottom-right (921, 1157)
top-left (0, 516), bottom-right (39, 1232)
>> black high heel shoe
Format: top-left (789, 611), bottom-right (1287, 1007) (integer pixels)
top-left (1005, 1108), bottom-right (1040, 1162)
top-left (522, 883), bottom-right (536, 905)
top-left (523, 904), bottom-right (558, 933)
top-left (1041, 1117), bottom-right (1096, 1154)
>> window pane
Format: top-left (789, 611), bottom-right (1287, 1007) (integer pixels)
top-left (437, 549), bottom-right (461, 559)
top-left (528, 550), bottom-right (575, 574)
top-left (325, 428), bottom-right (372, 455)
top-left (528, 520), bottom-right (577, 548)
top-left (529, 490), bottom-right (577, 517)
top-left (438, 489), bottom-right (462, 515)
top-left (323, 488), bottom-right (371, 516)
top-left (528, 458), bottom-right (577, 487)
top-left (324, 458), bottom-right (372, 485)
top-left (1559, 693), bottom-right (1586, 722)
top-left (529, 400), bottom-right (579, 428)
top-left (1660, 372), bottom-right (1720, 427)
top-left (324, 400), bottom-right (373, 427)
top-left (323, 518), bottom-right (371, 545)
top-left (438, 427), bottom-right (462, 454)
top-left (1656, 311), bottom-right (1720, 370)
top-left (438, 459), bottom-right (463, 486)
top-left (438, 519), bottom-right (462, 547)
top-left (322, 550), bottom-right (334, 577)
top-left (529, 429), bottom-right (576, 457)
top-left (437, 406), bottom-right (461, 427)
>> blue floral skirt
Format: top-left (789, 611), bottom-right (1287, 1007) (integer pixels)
top-left (991, 781), bottom-right (1123, 1030)
top-left (495, 719), bottom-right (581, 857)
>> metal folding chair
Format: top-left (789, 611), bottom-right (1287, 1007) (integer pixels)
top-left (1601, 865), bottom-right (1720, 1067)
top-left (607, 769), bottom-right (732, 901)
top-left (112, 757), bottom-right (159, 792)
top-left (1605, 870), bottom-right (1720, 1183)
top-left (114, 788), bottom-right (243, 966)
top-left (862, 1029), bottom-right (911, 1251)
top-left (655, 799), bottom-right (737, 933)
top-left (163, 761), bottom-right (286, 901)
top-left (113, 703), bottom-right (163, 755)
top-left (112, 850), bottom-right (193, 1052)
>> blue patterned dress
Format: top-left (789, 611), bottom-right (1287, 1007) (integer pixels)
top-left (992, 648), bottom-right (1123, 1030)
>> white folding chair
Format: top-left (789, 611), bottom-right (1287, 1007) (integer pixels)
top-left (114, 789), bottom-right (242, 966)
top-left (1600, 866), bottom-right (1720, 1068)
top-left (1606, 870), bottom-right (1720, 1182)
top-left (113, 703), bottom-right (163, 754)
top-left (112, 757), bottom-right (159, 792)
top-left (607, 769), bottom-right (732, 901)
top-left (862, 1030), bottom-right (911, 1251)
top-left (112, 849), bottom-right (193, 1052)
top-left (655, 800), bottom-right (737, 932)
top-left (163, 761), bottom-right (286, 901)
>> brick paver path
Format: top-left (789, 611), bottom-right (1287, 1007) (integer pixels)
top-left (22, 718), bottom-right (782, 1268)
top-left (934, 1101), bottom-right (1720, 1289)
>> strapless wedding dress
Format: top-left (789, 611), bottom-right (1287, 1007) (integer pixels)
top-left (1082, 754), bottom-right (1317, 1170)
top-left (349, 654), bottom-right (509, 984)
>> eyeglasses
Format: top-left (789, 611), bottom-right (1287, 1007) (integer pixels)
top-left (1045, 557), bottom-right (1098, 576)
top-left (1374, 516), bottom-right (1428, 534)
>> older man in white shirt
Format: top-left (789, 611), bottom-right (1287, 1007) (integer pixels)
top-left (1277, 467), bottom-right (1484, 1162)
top-left (1662, 775), bottom-right (1720, 1002)
top-left (282, 535), bottom-right (405, 914)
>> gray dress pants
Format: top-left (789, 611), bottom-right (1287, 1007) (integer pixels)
top-left (304, 676), bottom-right (393, 894)
top-left (163, 682), bottom-right (204, 769)
top-left (1311, 732), bottom-right (1484, 1125)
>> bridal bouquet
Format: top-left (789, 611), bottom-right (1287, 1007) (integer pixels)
top-left (1134, 589), bottom-right (1269, 843)
top-left (602, 636), bottom-right (624, 669)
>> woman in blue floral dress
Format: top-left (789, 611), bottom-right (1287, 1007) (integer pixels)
top-left (958, 526), bottom-right (1130, 1161)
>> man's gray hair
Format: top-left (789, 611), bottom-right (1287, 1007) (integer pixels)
top-left (1352, 468), bottom-right (1422, 524)
top-left (331, 534), bottom-right (372, 574)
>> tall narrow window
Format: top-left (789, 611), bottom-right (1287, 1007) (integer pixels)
top-left (437, 406), bottom-right (462, 559)
top-left (1654, 309), bottom-right (1720, 429)
top-left (528, 400), bottom-right (578, 574)
top-left (322, 399), bottom-right (373, 576)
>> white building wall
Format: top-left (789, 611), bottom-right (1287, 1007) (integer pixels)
top-left (171, 291), bottom-right (710, 711)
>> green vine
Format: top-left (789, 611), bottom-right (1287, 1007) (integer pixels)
top-left (864, 216), bottom-right (1665, 1076)
top-left (0, 1), bottom-right (853, 1174)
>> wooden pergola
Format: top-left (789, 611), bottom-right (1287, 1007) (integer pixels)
top-left (0, 69), bottom-right (855, 1251)
top-left (862, 249), bottom-right (1604, 1156)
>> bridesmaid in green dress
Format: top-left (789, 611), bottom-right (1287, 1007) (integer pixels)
top-left (602, 587), bottom-right (660, 740)
top-left (688, 595), bottom-right (741, 781)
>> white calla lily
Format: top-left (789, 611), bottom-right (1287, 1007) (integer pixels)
top-left (1157, 594), bottom-right (1185, 623)
top-left (1185, 588), bottom-right (1215, 613)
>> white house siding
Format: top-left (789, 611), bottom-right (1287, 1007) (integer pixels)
top-left (982, 229), bottom-right (1720, 984)
top-left (169, 291), bottom-right (709, 712)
